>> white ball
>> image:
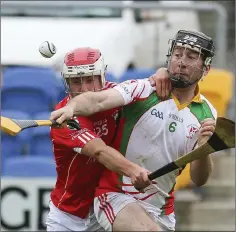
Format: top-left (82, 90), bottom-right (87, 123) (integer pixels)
top-left (39, 41), bottom-right (57, 58)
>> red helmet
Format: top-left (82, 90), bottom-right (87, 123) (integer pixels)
top-left (62, 47), bottom-right (107, 95)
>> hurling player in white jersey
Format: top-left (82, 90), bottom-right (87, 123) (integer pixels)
top-left (50, 30), bottom-right (217, 231)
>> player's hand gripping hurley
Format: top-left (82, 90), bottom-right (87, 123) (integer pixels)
top-left (0, 116), bottom-right (81, 136)
top-left (148, 117), bottom-right (235, 180)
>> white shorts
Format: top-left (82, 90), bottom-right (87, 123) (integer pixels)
top-left (46, 200), bottom-right (104, 231)
top-left (94, 192), bottom-right (176, 231)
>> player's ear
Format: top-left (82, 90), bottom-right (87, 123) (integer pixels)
top-left (203, 65), bottom-right (211, 77)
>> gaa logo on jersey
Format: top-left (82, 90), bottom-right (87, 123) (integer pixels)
top-left (186, 124), bottom-right (199, 139)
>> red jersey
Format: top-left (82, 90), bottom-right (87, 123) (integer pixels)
top-left (50, 96), bottom-right (104, 218)
top-left (50, 81), bottom-right (121, 218)
top-left (88, 81), bottom-right (121, 146)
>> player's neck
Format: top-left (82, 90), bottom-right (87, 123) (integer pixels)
top-left (172, 84), bottom-right (197, 105)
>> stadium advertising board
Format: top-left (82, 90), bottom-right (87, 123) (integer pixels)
top-left (1, 178), bottom-right (55, 230)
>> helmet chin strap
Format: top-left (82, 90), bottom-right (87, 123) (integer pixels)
top-left (169, 72), bottom-right (200, 88)
top-left (167, 69), bottom-right (205, 89)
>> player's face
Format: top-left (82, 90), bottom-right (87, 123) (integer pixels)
top-left (68, 75), bottom-right (103, 97)
top-left (168, 46), bottom-right (205, 84)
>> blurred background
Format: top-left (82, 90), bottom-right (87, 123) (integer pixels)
top-left (1, 1), bottom-right (235, 231)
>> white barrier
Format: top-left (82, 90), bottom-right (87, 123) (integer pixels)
top-left (1, 177), bottom-right (55, 231)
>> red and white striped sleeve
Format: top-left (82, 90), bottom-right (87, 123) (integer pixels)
top-left (113, 78), bottom-right (155, 105)
top-left (72, 128), bottom-right (98, 153)
top-left (50, 116), bottom-right (99, 154)
top-left (104, 81), bottom-right (118, 90)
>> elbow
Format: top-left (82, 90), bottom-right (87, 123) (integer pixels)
top-left (190, 159), bottom-right (213, 187)
top-left (191, 170), bottom-right (212, 187)
top-left (93, 146), bottom-right (106, 161)
top-left (190, 171), bottom-right (212, 187)
top-left (92, 102), bottom-right (104, 114)
top-left (82, 138), bottom-right (107, 160)
top-left (193, 179), bottom-right (208, 187)
top-left (97, 102), bottom-right (106, 113)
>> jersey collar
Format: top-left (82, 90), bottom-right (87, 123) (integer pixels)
top-left (192, 85), bottom-right (203, 103)
top-left (171, 85), bottom-right (203, 110)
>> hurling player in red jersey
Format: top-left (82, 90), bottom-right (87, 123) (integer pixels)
top-left (46, 48), bottom-right (154, 231)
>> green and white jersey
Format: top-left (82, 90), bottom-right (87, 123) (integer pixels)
top-left (112, 78), bottom-right (217, 215)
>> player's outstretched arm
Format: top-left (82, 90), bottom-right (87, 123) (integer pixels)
top-left (51, 116), bottom-right (153, 191)
top-left (50, 78), bottom-right (154, 125)
top-left (82, 138), bottom-right (153, 191)
top-left (50, 88), bottom-right (125, 124)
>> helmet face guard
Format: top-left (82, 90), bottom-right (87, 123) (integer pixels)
top-left (63, 73), bottom-right (105, 98)
top-left (166, 30), bottom-right (215, 88)
top-left (62, 47), bottom-right (107, 97)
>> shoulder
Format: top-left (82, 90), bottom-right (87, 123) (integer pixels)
top-left (200, 94), bottom-right (217, 119)
top-left (103, 81), bottom-right (118, 90)
top-left (55, 96), bottom-right (70, 110)
top-left (118, 78), bottom-right (153, 91)
top-left (115, 78), bottom-right (155, 104)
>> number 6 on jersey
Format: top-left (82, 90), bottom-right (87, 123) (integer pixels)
top-left (148, 117), bottom-right (235, 180)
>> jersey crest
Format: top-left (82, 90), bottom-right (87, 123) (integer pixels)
top-left (186, 124), bottom-right (199, 139)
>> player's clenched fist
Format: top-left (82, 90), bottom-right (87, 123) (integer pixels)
top-left (198, 118), bottom-right (216, 146)
top-left (129, 165), bottom-right (154, 192)
top-left (50, 104), bottom-right (75, 124)
top-left (149, 67), bottom-right (172, 101)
